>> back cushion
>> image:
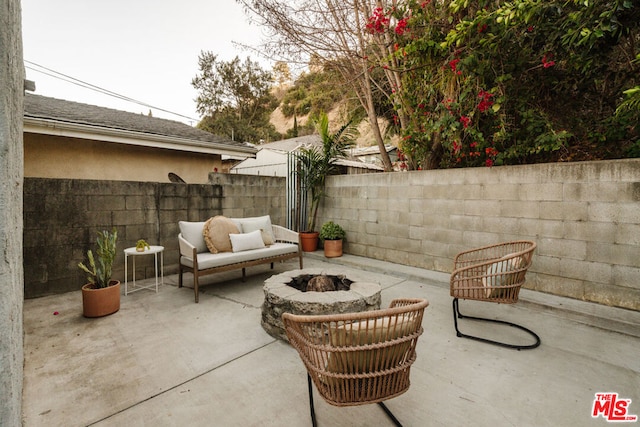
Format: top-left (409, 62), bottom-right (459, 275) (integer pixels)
top-left (179, 221), bottom-right (208, 253)
top-left (328, 315), bottom-right (417, 374)
top-left (233, 215), bottom-right (275, 245)
top-left (482, 256), bottom-right (524, 297)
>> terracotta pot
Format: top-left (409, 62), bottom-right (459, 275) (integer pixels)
top-left (82, 280), bottom-right (121, 318)
top-left (323, 239), bottom-right (343, 258)
top-left (300, 231), bottom-right (319, 252)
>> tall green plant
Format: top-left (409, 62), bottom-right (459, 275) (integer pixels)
top-left (295, 112), bottom-right (357, 231)
top-left (78, 229), bottom-right (118, 288)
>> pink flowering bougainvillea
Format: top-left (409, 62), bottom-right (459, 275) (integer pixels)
top-left (448, 58), bottom-right (461, 75)
top-left (393, 1), bottom-right (636, 170)
top-left (366, 7), bottom-right (389, 34)
top-left (395, 17), bottom-right (408, 36)
top-left (477, 89), bottom-right (494, 112)
top-left (485, 147), bottom-right (499, 167)
top-left (453, 140), bottom-right (461, 154)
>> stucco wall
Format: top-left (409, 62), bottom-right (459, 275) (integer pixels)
top-left (318, 159), bottom-right (640, 310)
top-left (23, 174), bottom-right (287, 298)
top-left (231, 149), bottom-right (288, 177)
top-left (24, 133), bottom-right (223, 184)
top-left (0, 0), bottom-right (24, 424)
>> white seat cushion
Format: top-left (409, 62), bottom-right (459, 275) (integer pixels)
top-left (181, 242), bottom-right (298, 270)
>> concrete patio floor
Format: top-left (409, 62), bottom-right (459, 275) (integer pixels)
top-left (23, 252), bottom-right (640, 427)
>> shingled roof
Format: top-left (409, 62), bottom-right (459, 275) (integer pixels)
top-left (24, 94), bottom-right (256, 157)
top-left (255, 134), bottom-right (322, 153)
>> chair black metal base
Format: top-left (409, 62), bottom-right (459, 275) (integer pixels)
top-left (307, 374), bottom-right (403, 426)
top-left (452, 298), bottom-right (541, 350)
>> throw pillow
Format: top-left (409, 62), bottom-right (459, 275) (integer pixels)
top-left (203, 216), bottom-right (240, 254)
top-left (261, 229), bottom-right (275, 246)
top-left (229, 230), bottom-right (266, 252)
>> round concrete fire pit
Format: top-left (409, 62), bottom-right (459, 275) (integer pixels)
top-left (261, 268), bottom-right (382, 341)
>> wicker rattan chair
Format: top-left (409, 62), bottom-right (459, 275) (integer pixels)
top-left (450, 240), bottom-right (540, 350)
top-left (283, 298), bottom-right (429, 427)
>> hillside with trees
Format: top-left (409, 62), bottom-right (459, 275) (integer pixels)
top-left (194, 0), bottom-right (638, 170)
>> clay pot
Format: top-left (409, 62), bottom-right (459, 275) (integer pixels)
top-left (81, 280), bottom-right (121, 318)
top-left (300, 231), bottom-right (319, 252)
top-left (323, 239), bottom-right (343, 258)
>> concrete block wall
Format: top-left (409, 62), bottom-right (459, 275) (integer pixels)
top-left (23, 161), bottom-right (639, 311)
top-left (208, 172), bottom-right (288, 221)
top-left (318, 159), bottom-right (640, 311)
top-left (23, 175), bottom-right (287, 298)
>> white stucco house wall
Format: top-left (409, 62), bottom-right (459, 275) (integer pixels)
top-left (231, 134), bottom-right (386, 176)
top-left (230, 135), bottom-right (319, 177)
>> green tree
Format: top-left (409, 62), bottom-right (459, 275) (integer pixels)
top-left (238, 0), bottom-right (398, 171)
top-left (280, 66), bottom-right (354, 120)
top-left (192, 52), bottom-right (280, 143)
top-left (273, 61), bottom-right (292, 87)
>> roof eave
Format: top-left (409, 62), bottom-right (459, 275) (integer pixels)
top-left (23, 116), bottom-right (257, 158)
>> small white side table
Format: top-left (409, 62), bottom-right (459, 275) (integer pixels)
top-left (124, 245), bottom-right (164, 295)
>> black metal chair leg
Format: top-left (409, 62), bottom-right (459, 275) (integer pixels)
top-left (452, 298), bottom-right (541, 350)
top-left (307, 374), bottom-right (402, 426)
top-left (307, 373), bottom-right (317, 427)
top-left (378, 402), bottom-right (403, 427)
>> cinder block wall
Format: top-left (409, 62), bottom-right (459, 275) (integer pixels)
top-left (209, 172), bottom-right (288, 220)
top-left (24, 161), bottom-right (639, 311)
top-left (318, 159), bottom-right (640, 311)
top-left (23, 174), bottom-right (286, 298)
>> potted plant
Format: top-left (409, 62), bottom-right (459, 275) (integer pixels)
top-left (136, 239), bottom-right (151, 252)
top-left (78, 228), bottom-right (120, 318)
top-left (295, 112), bottom-right (357, 252)
top-left (319, 221), bottom-right (346, 258)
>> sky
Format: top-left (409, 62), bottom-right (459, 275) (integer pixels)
top-left (21, 0), bottom-right (267, 125)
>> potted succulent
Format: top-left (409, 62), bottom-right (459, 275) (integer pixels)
top-left (319, 221), bottom-right (346, 258)
top-left (78, 228), bottom-right (120, 318)
top-left (136, 239), bottom-right (151, 252)
top-left (295, 113), bottom-right (356, 252)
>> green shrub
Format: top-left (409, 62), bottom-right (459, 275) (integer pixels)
top-left (319, 221), bottom-right (346, 240)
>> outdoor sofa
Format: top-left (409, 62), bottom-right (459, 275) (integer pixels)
top-left (178, 215), bottom-right (302, 302)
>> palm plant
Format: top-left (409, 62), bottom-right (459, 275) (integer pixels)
top-left (295, 112), bottom-right (357, 231)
